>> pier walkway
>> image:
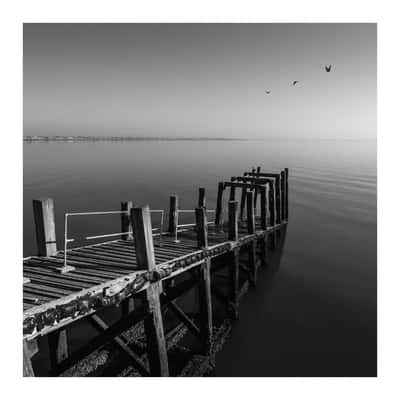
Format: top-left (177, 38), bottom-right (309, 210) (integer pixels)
top-left (23, 167), bottom-right (289, 377)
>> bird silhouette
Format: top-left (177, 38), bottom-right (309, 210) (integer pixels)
top-left (265, 90), bottom-right (271, 94)
top-left (292, 80), bottom-right (299, 86)
top-left (325, 65), bottom-right (332, 72)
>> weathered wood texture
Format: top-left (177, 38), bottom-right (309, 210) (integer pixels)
top-left (228, 201), bottom-right (239, 241)
top-left (131, 206), bottom-right (169, 376)
top-left (32, 198), bottom-right (57, 256)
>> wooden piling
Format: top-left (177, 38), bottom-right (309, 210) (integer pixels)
top-left (168, 195), bottom-right (179, 235)
top-left (48, 329), bottom-right (68, 374)
top-left (195, 207), bottom-right (213, 354)
top-left (121, 201), bottom-right (133, 240)
top-left (132, 206), bottom-right (169, 376)
top-left (32, 198), bottom-right (57, 257)
top-left (198, 188), bottom-right (206, 208)
top-left (23, 339), bottom-right (38, 377)
top-left (285, 168), bottom-right (289, 220)
top-left (215, 182), bottom-right (224, 226)
top-left (228, 201), bottom-right (239, 319)
top-left (246, 192), bottom-right (257, 285)
top-left (275, 177), bottom-right (281, 225)
top-left (260, 186), bottom-right (267, 230)
top-left (268, 181), bottom-right (276, 227)
top-left (228, 201), bottom-right (239, 241)
top-left (239, 187), bottom-right (247, 221)
top-left (195, 207), bottom-right (208, 249)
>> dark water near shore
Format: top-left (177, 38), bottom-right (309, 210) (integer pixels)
top-left (23, 139), bottom-right (376, 376)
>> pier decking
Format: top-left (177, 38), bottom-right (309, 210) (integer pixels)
top-left (23, 167), bottom-right (289, 377)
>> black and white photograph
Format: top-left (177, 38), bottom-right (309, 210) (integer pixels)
top-left (21, 21), bottom-right (377, 378)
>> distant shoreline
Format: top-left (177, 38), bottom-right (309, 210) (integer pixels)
top-left (23, 136), bottom-right (250, 142)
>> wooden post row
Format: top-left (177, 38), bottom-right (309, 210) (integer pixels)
top-left (132, 206), bottom-right (169, 376)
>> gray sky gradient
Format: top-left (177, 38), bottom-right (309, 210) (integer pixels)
top-left (23, 23), bottom-right (376, 139)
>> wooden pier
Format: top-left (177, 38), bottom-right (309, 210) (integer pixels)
top-left (23, 167), bottom-right (289, 377)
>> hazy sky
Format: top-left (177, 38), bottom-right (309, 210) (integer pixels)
top-left (23, 23), bottom-right (376, 139)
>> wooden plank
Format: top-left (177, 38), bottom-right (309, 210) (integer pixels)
top-left (168, 195), bottom-right (179, 234)
top-left (275, 175), bottom-right (281, 224)
top-left (32, 198), bottom-right (57, 256)
top-left (132, 206), bottom-right (169, 377)
top-left (121, 201), bottom-right (134, 240)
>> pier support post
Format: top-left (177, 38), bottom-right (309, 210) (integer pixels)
top-left (32, 198), bottom-right (57, 257)
top-left (121, 201), bottom-right (135, 312)
top-left (195, 207), bottom-right (213, 354)
top-left (132, 206), bottom-right (169, 377)
top-left (239, 187), bottom-right (247, 221)
top-left (228, 201), bottom-right (239, 319)
top-left (168, 195), bottom-right (179, 235)
top-left (285, 168), bottom-right (289, 220)
top-left (268, 181), bottom-right (276, 227)
top-left (246, 192), bottom-right (257, 286)
top-left (275, 177), bottom-right (281, 225)
top-left (198, 188), bottom-right (206, 208)
top-left (121, 201), bottom-right (133, 240)
top-left (48, 329), bottom-right (68, 375)
top-left (23, 339), bottom-right (38, 377)
top-left (215, 182), bottom-right (224, 227)
top-left (33, 198), bottom-right (70, 371)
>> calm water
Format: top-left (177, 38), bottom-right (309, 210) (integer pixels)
top-left (23, 139), bottom-right (376, 376)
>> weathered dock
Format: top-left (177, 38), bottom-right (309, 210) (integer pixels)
top-left (23, 167), bottom-right (289, 377)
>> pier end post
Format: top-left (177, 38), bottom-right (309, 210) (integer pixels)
top-left (285, 168), bottom-right (289, 220)
top-left (132, 206), bottom-right (169, 377)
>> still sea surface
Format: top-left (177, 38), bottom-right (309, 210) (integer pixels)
top-left (23, 139), bottom-right (376, 376)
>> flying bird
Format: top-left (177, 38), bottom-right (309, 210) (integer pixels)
top-left (325, 65), bottom-right (332, 72)
top-left (292, 80), bottom-right (299, 86)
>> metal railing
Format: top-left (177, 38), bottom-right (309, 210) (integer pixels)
top-left (63, 209), bottom-right (165, 269)
top-left (174, 209), bottom-right (215, 243)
